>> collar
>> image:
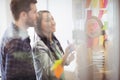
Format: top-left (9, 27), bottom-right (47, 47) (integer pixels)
top-left (10, 23), bottom-right (29, 40)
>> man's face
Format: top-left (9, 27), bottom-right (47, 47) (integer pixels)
top-left (25, 3), bottom-right (37, 27)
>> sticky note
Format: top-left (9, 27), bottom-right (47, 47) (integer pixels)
top-left (99, 35), bottom-right (104, 46)
top-left (51, 59), bottom-right (63, 70)
top-left (104, 0), bottom-right (108, 8)
top-left (54, 65), bottom-right (64, 79)
top-left (87, 10), bottom-right (92, 19)
top-left (100, 0), bottom-right (104, 8)
top-left (86, 0), bottom-right (92, 8)
top-left (92, 0), bottom-right (99, 8)
top-left (98, 10), bottom-right (104, 19)
top-left (102, 22), bottom-right (108, 30)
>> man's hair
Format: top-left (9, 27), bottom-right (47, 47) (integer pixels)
top-left (10, 0), bottom-right (37, 21)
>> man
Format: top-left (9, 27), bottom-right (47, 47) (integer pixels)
top-left (0, 0), bottom-right (37, 80)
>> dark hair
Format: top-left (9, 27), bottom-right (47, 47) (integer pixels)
top-left (35, 10), bottom-right (50, 35)
top-left (10, 0), bottom-right (37, 21)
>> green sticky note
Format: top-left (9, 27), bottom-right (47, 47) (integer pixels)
top-left (102, 22), bottom-right (108, 30)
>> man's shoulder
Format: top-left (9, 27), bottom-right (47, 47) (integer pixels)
top-left (1, 23), bottom-right (31, 53)
top-left (4, 38), bottom-right (31, 54)
top-left (1, 23), bottom-right (27, 44)
top-left (2, 23), bottom-right (27, 40)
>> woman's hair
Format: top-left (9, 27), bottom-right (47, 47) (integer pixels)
top-left (35, 10), bottom-right (50, 36)
top-left (34, 10), bottom-right (64, 59)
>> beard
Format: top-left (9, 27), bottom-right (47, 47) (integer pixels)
top-left (25, 15), bottom-right (37, 27)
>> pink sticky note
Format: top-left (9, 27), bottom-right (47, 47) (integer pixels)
top-left (87, 10), bottom-right (92, 19)
top-left (104, 0), bottom-right (108, 8)
top-left (98, 10), bottom-right (104, 19)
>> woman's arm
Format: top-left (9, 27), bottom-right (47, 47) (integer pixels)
top-left (32, 41), bottom-right (56, 80)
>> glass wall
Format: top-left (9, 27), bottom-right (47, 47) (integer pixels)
top-left (72, 0), bottom-right (120, 80)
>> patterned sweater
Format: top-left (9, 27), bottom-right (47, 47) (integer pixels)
top-left (0, 23), bottom-right (36, 80)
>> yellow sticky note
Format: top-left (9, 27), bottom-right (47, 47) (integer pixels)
top-left (92, 0), bottom-right (99, 8)
top-left (99, 35), bottom-right (104, 46)
top-left (51, 59), bottom-right (63, 71)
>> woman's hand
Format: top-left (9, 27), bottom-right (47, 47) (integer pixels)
top-left (66, 52), bottom-right (75, 65)
top-left (62, 43), bottom-right (76, 65)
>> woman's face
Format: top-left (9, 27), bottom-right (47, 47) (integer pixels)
top-left (41, 12), bottom-right (56, 33)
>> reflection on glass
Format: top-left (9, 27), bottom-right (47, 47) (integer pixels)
top-left (72, 0), bottom-right (117, 80)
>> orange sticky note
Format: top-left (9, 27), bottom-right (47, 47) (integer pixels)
top-left (54, 65), bottom-right (64, 79)
top-left (100, 0), bottom-right (104, 8)
top-left (86, 0), bottom-right (92, 8)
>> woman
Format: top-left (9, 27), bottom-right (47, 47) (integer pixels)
top-left (32, 10), bottom-right (74, 80)
top-left (85, 16), bottom-right (107, 79)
